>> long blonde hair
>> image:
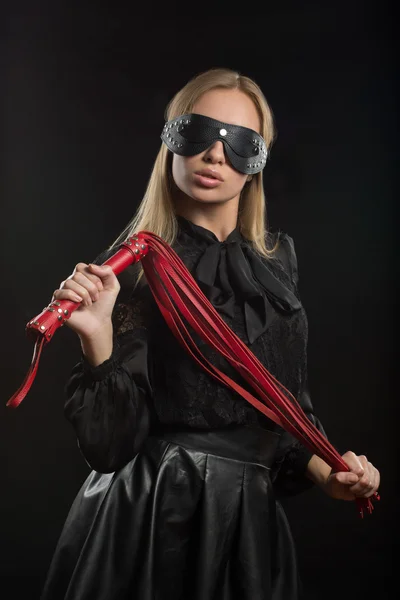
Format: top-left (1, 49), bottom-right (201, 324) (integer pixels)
top-left (107, 67), bottom-right (280, 287)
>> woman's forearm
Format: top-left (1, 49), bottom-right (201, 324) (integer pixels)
top-left (305, 454), bottom-right (332, 488)
top-left (79, 322), bottom-right (114, 367)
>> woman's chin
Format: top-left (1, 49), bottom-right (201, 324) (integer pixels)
top-left (184, 187), bottom-right (224, 204)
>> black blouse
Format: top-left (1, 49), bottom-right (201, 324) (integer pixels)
top-left (64, 215), bottom-right (327, 495)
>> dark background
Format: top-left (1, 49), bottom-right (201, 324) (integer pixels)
top-left (1, 2), bottom-right (397, 599)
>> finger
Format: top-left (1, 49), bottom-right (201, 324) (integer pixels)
top-left (69, 272), bottom-right (100, 302)
top-left (364, 462), bottom-right (380, 497)
top-left (354, 454), bottom-right (372, 488)
top-left (350, 480), bottom-right (375, 498)
top-left (359, 456), bottom-right (375, 489)
top-left (373, 465), bottom-right (380, 490)
top-left (74, 263), bottom-right (104, 291)
top-left (349, 472), bottom-right (371, 495)
top-left (333, 471), bottom-right (359, 486)
top-left (58, 279), bottom-right (95, 306)
top-left (54, 284), bottom-right (92, 306)
top-left (52, 288), bottom-right (83, 304)
top-left (348, 458), bottom-right (375, 497)
top-left (365, 461), bottom-right (376, 489)
top-left (88, 264), bottom-right (120, 292)
top-left (342, 451), bottom-right (365, 477)
top-left (358, 455), bottom-right (369, 471)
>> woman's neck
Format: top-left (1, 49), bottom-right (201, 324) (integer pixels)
top-left (174, 199), bottom-right (240, 243)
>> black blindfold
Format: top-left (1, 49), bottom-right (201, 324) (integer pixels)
top-left (161, 113), bottom-right (268, 175)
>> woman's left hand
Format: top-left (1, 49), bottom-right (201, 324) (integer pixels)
top-left (324, 451), bottom-right (380, 501)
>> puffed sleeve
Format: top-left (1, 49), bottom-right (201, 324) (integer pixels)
top-left (63, 246), bottom-right (156, 474)
top-left (271, 233), bottom-right (328, 496)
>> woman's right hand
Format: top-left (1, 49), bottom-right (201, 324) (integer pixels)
top-left (51, 263), bottom-right (121, 339)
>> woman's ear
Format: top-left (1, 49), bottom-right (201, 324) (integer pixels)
top-left (246, 175), bottom-right (253, 182)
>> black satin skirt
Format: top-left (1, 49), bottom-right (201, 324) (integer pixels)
top-left (40, 426), bottom-right (302, 600)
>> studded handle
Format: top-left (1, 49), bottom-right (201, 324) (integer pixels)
top-left (25, 235), bottom-right (149, 343)
top-left (6, 234), bottom-right (148, 408)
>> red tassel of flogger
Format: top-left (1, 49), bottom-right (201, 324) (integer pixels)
top-left (5, 232), bottom-right (379, 517)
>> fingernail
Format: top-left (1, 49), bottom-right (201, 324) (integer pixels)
top-left (73, 294), bottom-right (83, 302)
top-left (349, 475), bottom-right (358, 483)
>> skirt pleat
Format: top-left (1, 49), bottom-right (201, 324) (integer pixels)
top-left (40, 427), bottom-right (301, 600)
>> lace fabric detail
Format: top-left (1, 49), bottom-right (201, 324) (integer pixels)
top-left (112, 298), bottom-right (149, 336)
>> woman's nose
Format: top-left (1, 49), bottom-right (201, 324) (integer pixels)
top-left (204, 140), bottom-right (226, 164)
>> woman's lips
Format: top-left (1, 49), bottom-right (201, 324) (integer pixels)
top-left (193, 173), bottom-right (223, 188)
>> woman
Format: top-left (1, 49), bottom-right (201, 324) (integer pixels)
top-left (40, 68), bottom-right (380, 600)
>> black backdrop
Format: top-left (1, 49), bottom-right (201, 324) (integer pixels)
top-left (1, 2), bottom-right (397, 599)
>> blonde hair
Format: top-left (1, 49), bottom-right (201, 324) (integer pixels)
top-left (107, 67), bottom-right (280, 288)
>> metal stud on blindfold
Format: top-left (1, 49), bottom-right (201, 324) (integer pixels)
top-left (161, 113), bottom-right (268, 175)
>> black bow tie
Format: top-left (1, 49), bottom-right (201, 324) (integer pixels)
top-left (175, 216), bottom-right (302, 345)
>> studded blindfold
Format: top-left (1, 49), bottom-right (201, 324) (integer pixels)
top-left (161, 113), bottom-right (268, 175)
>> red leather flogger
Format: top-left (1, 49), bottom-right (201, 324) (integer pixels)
top-left (6, 232), bottom-right (380, 517)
